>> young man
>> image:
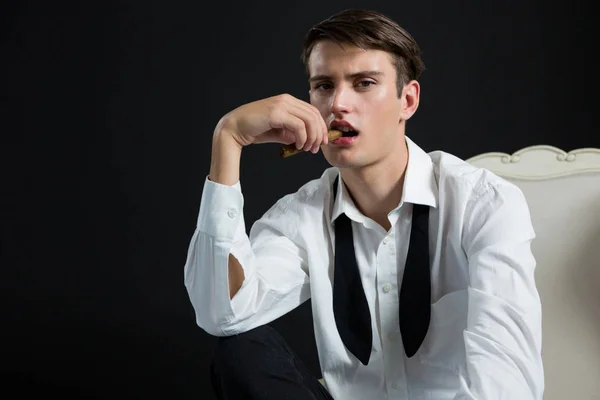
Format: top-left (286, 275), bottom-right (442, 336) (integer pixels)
top-left (184, 8), bottom-right (544, 400)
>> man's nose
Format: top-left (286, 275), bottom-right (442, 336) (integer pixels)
top-left (330, 87), bottom-right (352, 115)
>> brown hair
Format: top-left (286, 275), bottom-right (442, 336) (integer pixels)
top-left (301, 9), bottom-right (425, 96)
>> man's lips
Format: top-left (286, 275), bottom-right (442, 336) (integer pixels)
top-left (330, 135), bottom-right (359, 145)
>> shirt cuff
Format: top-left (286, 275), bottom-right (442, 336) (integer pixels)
top-left (197, 175), bottom-right (245, 240)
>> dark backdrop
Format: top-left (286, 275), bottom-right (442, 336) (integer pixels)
top-left (1, 0), bottom-right (596, 398)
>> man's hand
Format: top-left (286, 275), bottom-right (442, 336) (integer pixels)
top-left (217, 93), bottom-right (329, 154)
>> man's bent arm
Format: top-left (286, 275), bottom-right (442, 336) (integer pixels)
top-left (453, 181), bottom-right (544, 399)
top-left (183, 129), bottom-right (310, 336)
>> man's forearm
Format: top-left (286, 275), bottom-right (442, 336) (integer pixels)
top-left (209, 129), bottom-right (242, 186)
top-left (208, 129), bottom-right (245, 298)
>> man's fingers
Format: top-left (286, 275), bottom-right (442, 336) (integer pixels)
top-left (269, 109), bottom-right (307, 150)
top-left (286, 102), bottom-right (325, 153)
top-left (291, 98), bottom-right (328, 144)
top-left (267, 94), bottom-right (327, 153)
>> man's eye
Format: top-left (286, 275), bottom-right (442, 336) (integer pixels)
top-left (357, 80), bottom-right (375, 87)
top-left (315, 83), bottom-right (333, 90)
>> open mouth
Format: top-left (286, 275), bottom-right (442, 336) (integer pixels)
top-left (330, 126), bottom-right (360, 146)
top-left (330, 122), bottom-right (359, 144)
top-left (341, 129), bottom-right (359, 137)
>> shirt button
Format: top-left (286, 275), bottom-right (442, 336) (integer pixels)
top-left (387, 332), bottom-right (398, 341)
top-left (382, 283), bottom-right (392, 293)
top-left (382, 237), bottom-right (390, 245)
top-left (227, 209), bottom-right (238, 218)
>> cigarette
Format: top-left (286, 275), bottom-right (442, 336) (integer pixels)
top-left (280, 129), bottom-right (342, 158)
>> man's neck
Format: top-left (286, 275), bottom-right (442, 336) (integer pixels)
top-left (340, 139), bottom-right (409, 231)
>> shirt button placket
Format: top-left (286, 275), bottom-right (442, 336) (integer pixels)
top-left (380, 230), bottom-right (405, 398)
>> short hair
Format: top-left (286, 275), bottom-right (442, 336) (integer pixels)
top-left (301, 9), bottom-right (425, 96)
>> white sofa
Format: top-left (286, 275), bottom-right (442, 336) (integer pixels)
top-left (467, 145), bottom-right (600, 400)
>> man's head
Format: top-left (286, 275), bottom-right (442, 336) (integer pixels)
top-left (302, 9), bottom-right (425, 98)
top-left (301, 9), bottom-right (425, 170)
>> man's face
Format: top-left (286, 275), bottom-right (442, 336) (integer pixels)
top-left (308, 41), bottom-right (414, 169)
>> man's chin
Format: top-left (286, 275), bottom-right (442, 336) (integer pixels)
top-left (324, 155), bottom-right (367, 170)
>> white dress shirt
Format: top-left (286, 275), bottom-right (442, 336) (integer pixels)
top-left (184, 136), bottom-right (544, 399)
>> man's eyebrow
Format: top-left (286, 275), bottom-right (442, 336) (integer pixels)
top-left (308, 70), bottom-right (384, 82)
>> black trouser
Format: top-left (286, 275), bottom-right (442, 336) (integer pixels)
top-left (210, 325), bottom-right (335, 400)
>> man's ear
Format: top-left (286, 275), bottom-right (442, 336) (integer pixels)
top-left (399, 80), bottom-right (420, 121)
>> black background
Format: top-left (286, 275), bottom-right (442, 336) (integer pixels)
top-left (1, 0), bottom-right (596, 398)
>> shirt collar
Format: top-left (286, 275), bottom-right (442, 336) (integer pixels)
top-left (330, 136), bottom-right (438, 224)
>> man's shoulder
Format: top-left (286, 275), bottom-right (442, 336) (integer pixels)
top-left (428, 149), bottom-right (522, 199)
top-left (266, 167), bottom-right (335, 216)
